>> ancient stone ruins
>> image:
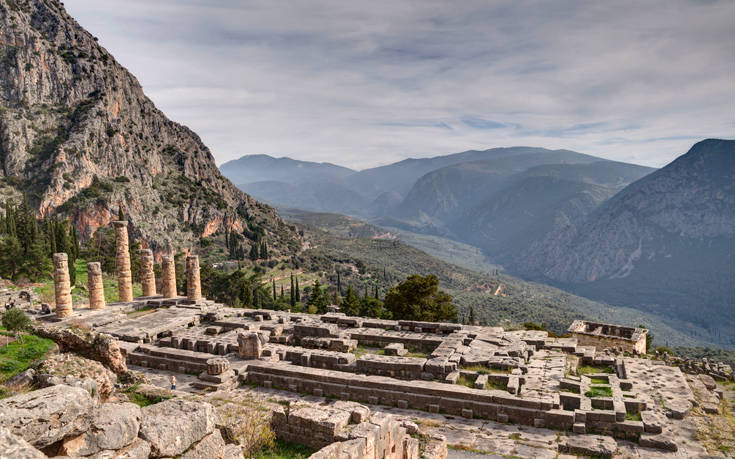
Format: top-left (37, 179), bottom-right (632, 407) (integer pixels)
top-left (2, 221), bottom-right (732, 458)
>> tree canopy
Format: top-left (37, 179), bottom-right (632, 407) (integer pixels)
top-left (384, 274), bottom-right (457, 322)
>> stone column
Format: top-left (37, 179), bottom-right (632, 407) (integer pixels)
top-left (140, 249), bottom-right (156, 297)
top-left (186, 255), bottom-right (202, 301)
top-left (87, 262), bottom-right (105, 310)
top-left (53, 253), bottom-right (73, 318)
top-left (113, 221), bottom-right (133, 302)
top-left (161, 255), bottom-right (177, 298)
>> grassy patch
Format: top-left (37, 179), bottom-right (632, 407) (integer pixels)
top-left (577, 365), bottom-right (613, 376)
top-left (486, 379), bottom-right (508, 391)
top-left (353, 346), bottom-right (385, 358)
top-left (457, 375), bottom-right (475, 388)
top-left (124, 384), bottom-right (172, 407)
top-left (561, 387), bottom-right (580, 394)
top-left (0, 333), bottom-right (55, 383)
top-left (585, 385), bottom-right (613, 398)
top-left (256, 438), bottom-right (315, 459)
top-left (626, 411), bottom-right (642, 421)
top-left (448, 444), bottom-right (523, 459)
top-left (34, 258), bottom-right (144, 304)
top-left (589, 377), bottom-right (609, 385)
top-left (462, 364), bottom-right (511, 374)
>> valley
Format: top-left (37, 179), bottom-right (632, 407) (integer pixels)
top-left (227, 140), bottom-right (735, 349)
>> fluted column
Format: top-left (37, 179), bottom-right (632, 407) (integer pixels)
top-left (140, 249), bottom-right (156, 297)
top-left (87, 262), bottom-right (105, 309)
top-left (161, 255), bottom-right (177, 298)
top-left (113, 221), bottom-right (133, 302)
top-left (186, 255), bottom-right (202, 301)
top-left (53, 253), bottom-right (73, 318)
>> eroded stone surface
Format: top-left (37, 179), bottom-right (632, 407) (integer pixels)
top-left (139, 399), bottom-right (217, 456)
top-left (0, 384), bottom-right (95, 448)
top-left (0, 427), bottom-right (45, 459)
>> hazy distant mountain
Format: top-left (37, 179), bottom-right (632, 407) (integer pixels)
top-left (220, 154), bottom-right (355, 185)
top-left (242, 180), bottom-right (371, 215)
top-left (515, 139), bottom-right (735, 346)
top-left (457, 175), bottom-right (615, 258)
top-left (394, 148), bottom-right (609, 223)
top-left (349, 146), bottom-right (599, 198)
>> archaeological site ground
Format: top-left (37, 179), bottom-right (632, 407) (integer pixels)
top-left (1, 223), bottom-right (735, 458)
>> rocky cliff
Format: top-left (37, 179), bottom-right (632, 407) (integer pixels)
top-left (0, 0), bottom-right (300, 255)
top-left (515, 139), bottom-right (735, 345)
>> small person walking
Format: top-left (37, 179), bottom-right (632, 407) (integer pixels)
top-left (170, 375), bottom-right (176, 390)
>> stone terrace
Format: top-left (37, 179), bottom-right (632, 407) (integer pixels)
top-left (36, 294), bottom-right (718, 455)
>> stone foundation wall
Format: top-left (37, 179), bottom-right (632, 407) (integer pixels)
top-left (244, 362), bottom-right (572, 430)
top-left (572, 333), bottom-right (646, 355)
top-left (272, 401), bottom-right (428, 459)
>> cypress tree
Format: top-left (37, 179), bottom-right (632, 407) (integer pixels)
top-left (295, 276), bottom-right (300, 302)
top-left (336, 271), bottom-right (342, 295)
top-left (290, 272), bottom-right (295, 307)
top-left (469, 307), bottom-right (475, 325)
top-left (272, 279), bottom-right (276, 301)
top-left (280, 285), bottom-right (284, 299)
top-left (373, 285), bottom-right (378, 299)
top-left (249, 243), bottom-right (259, 261)
top-left (118, 206), bottom-right (125, 221)
top-left (260, 240), bottom-right (268, 260)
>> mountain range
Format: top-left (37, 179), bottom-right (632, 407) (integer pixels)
top-left (222, 140), bottom-right (735, 347)
top-left (515, 139), bottom-right (735, 345)
top-left (0, 0), bottom-right (299, 255)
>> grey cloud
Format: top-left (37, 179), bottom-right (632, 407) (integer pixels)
top-left (64, 0), bottom-right (735, 169)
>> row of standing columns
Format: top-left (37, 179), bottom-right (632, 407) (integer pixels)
top-left (52, 221), bottom-right (202, 318)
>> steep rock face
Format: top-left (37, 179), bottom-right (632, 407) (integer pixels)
top-left (457, 175), bottom-right (614, 259)
top-left (520, 139), bottom-right (735, 282)
top-left (0, 0), bottom-right (299, 254)
top-left (515, 139), bottom-right (735, 344)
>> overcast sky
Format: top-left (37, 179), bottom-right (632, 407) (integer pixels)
top-left (65, 0), bottom-right (735, 170)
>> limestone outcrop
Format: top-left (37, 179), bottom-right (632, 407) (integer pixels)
top-left (0, 427), bottom-right (46, 459)
top-left (58, 402), bottom-right (142, 456)
top-left (36, 353), bottom-right (116, 400)
top-left (0, 0), bottom-right (300, 255)
top-left (31, 324), bottom-right (128, 375)
top-left (138, 399), bottom-right (218, 457)
top-left (0, 384), bottom-right (96, 448)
